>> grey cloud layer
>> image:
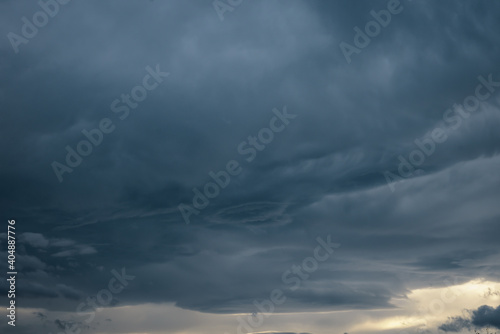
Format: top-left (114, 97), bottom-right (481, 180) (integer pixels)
top-left (439, 305), bottom-right (500, 331)
top-left (1, 1), bottom-right (500, 333)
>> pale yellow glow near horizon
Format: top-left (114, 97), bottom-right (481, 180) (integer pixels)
top-left (15, 279), bottom-right (499, 334)
top-left (351, 278), bottom-right (500, 332)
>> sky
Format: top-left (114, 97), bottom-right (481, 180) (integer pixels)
top-left (1, 1), bottom-right (500, 334)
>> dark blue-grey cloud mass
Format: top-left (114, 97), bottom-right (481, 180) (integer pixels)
top-left (1, 1), bottom-right (500, 333)
top-left (439, 305), bottom-right (500, 331)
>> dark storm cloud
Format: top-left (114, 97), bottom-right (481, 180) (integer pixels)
top-left (1, 2), bottom-right (500, 333)
top-left (439, 317), bottom-right (473, 332)
top-left (439, 305), bottom-right (500, 331)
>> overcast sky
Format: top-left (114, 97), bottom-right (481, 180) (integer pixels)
top-left (1, 1), bottom-right (500, 334)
